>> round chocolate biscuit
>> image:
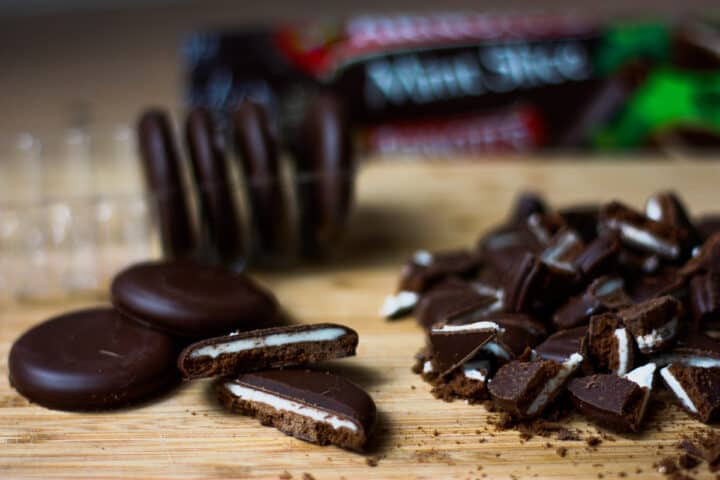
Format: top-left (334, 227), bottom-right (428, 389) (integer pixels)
top-left (137, 109), bottom-right (196, 259)
top-left (293, 93), bottom-right (355, 256)
top-left (185, 107), bottom-right (244, 264)
top-left (232, 101), bottom-right (290, 257)
top-left (111, 261), bottom-right (278, 337)
top-left (9, 307), bottom-right (179, 411)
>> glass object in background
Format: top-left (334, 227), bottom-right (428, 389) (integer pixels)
top-left (0, 127), bottom-right (160, 304)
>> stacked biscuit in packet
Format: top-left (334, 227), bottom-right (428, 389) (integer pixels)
top-left (382, 191), bottom-right (720, 431)
top-left (138, 93), bottom-right (354, 265)
top-left (9, 260), bottom-right (376, 452)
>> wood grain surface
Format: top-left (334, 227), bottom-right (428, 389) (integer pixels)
top-left (1, 159), bottom-right (720, 479)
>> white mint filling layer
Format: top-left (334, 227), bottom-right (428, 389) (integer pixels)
top-left (527, 353), bottom-right (584, 415)
top-left (413, 250), bottom-right (434, 266)
top-left (462, 360), bottom-right (490, 382)
top-left (432, 321), bottom-right (501, 334)
top-left (609, 220), bottom-right (679, 259)
top-left (379, 291), bottom-right (419, 318)
top-left (225, 382), bottom-right (359, 432)
top-left (481, 341), bottom-right (512, 361)
top-left (635, 317), bottom-right (678, 352)
top-left (652, 354), bottom-right (720, 369)
top-left (624, 363), bottom-right (656, 421)
top-left (423, 361), bottom-right (434, 374)
top-left (614, 328), bottom-right (631, 376)
top-left (645, 197), bottom-right (662, 222)
top-left (190, 328), bottom-right (349, 359)
top-left (660, 365), bottom-right (698, 414)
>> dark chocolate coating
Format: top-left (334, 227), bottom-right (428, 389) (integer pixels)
top-left (504, 253), bottom-right (577, 313)
top-left (9, 307), bottom-right (178, 411)
top-left (535, 326), bottom-right (587, 364)
top-left (232, 101), bottom-right (290, 256)
top-left (487, 358), bottom-right (562, 419)
top-left (415, 288), bottom-right (494, 330)
top-left (645, 191), bottom-right (700, 247)
top-left (111, 261), bottom-right (278, 337)
top-left (696, 215), bottom-right (720, 242)
top-left (508, 192), bottom-right (547, 225)
top-left (552, 276), bottom-right (630, 330)
top-left (669, 332), bottom-right (720, 360)
top-left (429, 318), bottom-right (497, 376)
top-left (185, 107), bottom-right (244, 263)
top-left (398, 249), bottom-right (480, 293)
top-left (690, 273), bottom-right (720, 329)
top-left (294, 93), bottom-right (355, 256)
top-left (573, 232), bottom-right (621, 279)
top-left (137, 110), bottom-right (196, 259)
top-left (568, 374), bottom-right (646, 432)
top-left (178, 323), bottom-right (358, 379)
top-left (224, 369), bottom-right (376, 437)
top-left (490, 313), bottom-right (548, 359)
top-left (558, 205), bottom-right (600, 243)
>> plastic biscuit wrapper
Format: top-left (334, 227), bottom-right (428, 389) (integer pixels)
top-left (184, 13), bottom-right (720, 156)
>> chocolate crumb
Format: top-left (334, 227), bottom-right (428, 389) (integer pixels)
top-left (365, 456), bottom-right (380, 467)
top-left (655, 458), bottom-right (678, 475)
top-left (301, 474), bottom-right (315, 480)
top-left (279, 472), bottom-right (292, 480)
top-left (678, 454), bottom-right (700, 470)
top-left (618, 473), bottom-right (626, 478)
top-left (556, 447), bottom-right (568, 457)
top-left (586, 436), bottom-right (602, 447)
top-left (557, 428), bottom-right (581, 441)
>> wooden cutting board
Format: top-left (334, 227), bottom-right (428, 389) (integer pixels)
top-left (2, 159), bottom-right (719, 479)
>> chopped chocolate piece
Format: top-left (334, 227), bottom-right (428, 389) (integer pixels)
top-left (480, 224), bottom-right (542, 256)
top-left (645, 191), bottom-right (700, 247)
top-left (541, 229), bottom-right (585, 269)
top-left (587, 313), bottom-right (634, 375)
top-left (508, 192), bottom-right (548, 225)
top-left (678, 430), bottom-right (720, 465)
top-left (690, 272), bottom-right (720, 329)
top-left (681, 233), bottom-right (720, 278)
top-left (567, 363), bottom-right (655, 432)
top-left (482, 313), bottom-right (548, 363)
top-left (488, 353), bottom-right (583, 419)
top-left (178, 323), bottom-right (358, 379)
top-left (379, 291), bottom-right (419, 319)
top-left (625, 267), bottom-right (686, 303)
top-left (660, 364), bottom-right (720, 423)
top-left (573, 232), bottom-right (621, 279)
top-left (558, 205), bottom-right (600, 243)
top-left (536, 326), bottom-right (587, 364)
top-left (397, 249), bottom-right (480, 293)
top-left (416, 283), bottom-right (502, 331)
top-left (653, 332), bottom-right (720, 369)
top-left (526, 212), bottom-right (567, 246)
top-left (430, 359), bottom-right (491, 403)
top-left (619, 296), bottom-right (683, 354)
top-left (599, 201), bottom-right (689, 260)
top-left (504, 253), bottom-right (578, 313)
top-left (697, 216), bottom-right (720, 243)
top-left (429, 320), bottom-right (500, 376)
top-left (552, 276), bottom-right (631, 329)
top-left (218, 369), bottom-right (376, 451)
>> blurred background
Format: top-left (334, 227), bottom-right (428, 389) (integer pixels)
top-left (1, 1), bottom-right (720, 303)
